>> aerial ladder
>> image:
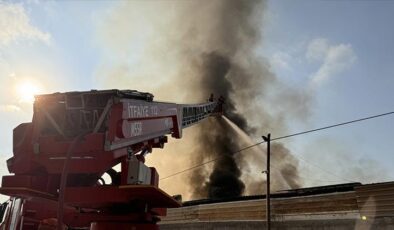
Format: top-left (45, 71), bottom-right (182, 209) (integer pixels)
top-left (0, 89), bottom-right (224, 230)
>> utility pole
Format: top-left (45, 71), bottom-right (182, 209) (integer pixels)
top-left (262, 134), bottom-right (271, 230)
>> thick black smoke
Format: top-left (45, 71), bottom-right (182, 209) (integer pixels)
top-left (180, 0), bottom-right (305, 198)
top-left (96, 0), bottom-right (389, 200)
top-left (96, 0), bottom-right (310, 199)
top-left (190, 52), bottom-right (252, 198)
top-left (177, 0), bottom-right (259, 199)
top-left (199, 53), bottom-right (250, 131)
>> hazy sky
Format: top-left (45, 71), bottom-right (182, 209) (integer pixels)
top-left (0, 0), bottom-right (393, 199)
top-left (262, 0), bottom-right (394, 185)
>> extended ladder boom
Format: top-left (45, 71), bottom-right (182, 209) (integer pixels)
top-left (7, 89), bottom-right (223, 175)
top-left (0, 89), bottom-right (224, 230)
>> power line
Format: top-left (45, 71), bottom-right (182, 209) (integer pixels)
top-left (270, 160), bottom-right (356, 184)
top-left (160, 158), bottom-right (217, 181)
top-left (290, 152), bottom-right (357, 183)
top-left (160, 110), bottom-right (394, 181)
top-left (271, 111), bottom-right (394, 142)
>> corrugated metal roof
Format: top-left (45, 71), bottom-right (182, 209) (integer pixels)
top-left (355, 182), bottom-right (394, 218)
top-left (183, 182), bottom-right (360, 206)
top-left (162, 192), bottom-right (359, 223)
top-left (162, 182), bottom-right (394, 223)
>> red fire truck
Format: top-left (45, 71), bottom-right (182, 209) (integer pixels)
top-left (0, 89), bottom-right (223, 230)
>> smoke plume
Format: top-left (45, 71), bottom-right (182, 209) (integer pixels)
top-left (95, 0), bottom-right (311, 200)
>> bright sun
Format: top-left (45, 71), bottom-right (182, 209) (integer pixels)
top-left (16, 81), bottom-right (42, 103)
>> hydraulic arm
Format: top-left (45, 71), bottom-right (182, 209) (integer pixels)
top-left (0, 89), bottom-right (224, 230)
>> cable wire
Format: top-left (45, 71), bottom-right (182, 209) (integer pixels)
top-left (270, 160), bottom-right (356, 183)
top-left (160, 110), bottom-right (394, 181)
top-left (290, 152), bottom-right (357, 183)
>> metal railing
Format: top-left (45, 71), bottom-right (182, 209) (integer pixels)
top-left (181, 102), bottom-right (218, 128)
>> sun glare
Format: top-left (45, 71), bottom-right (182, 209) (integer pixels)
top-left (16, 81), bottom-right (42, 103)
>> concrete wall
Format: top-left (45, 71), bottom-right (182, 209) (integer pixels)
top-left (161, 193), bottom-right (359, 224)
top-left (160, 217), bottom-right (394, 230)
top-left (160, 183), bottom-right (394, 229)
